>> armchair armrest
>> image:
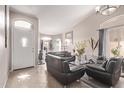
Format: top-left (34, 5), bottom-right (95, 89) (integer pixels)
top-left (113, 68), bottom-right (121, 78)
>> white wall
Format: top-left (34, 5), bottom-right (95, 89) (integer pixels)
top-left (39, 6), bottom-right (124, 56)
top-left (70, 6), bottom-right (124, 56)
top-left (0, 5), bottom-right (10, 87)
top-left (73, 13), bottom-right (99, 56)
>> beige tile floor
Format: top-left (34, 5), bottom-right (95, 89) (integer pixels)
top-left (5, 64), bottom-right (124, 88)
top-left (6, 64), bottom-right (63, 88)
top-left (113, 77), bottom-right (124, 88)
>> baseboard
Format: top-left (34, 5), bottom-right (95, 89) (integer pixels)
top-left (2, 76), bottom-right (8, 88)
top-left (2, 70), bottom-right (10, 88)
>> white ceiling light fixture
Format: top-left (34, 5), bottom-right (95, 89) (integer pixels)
top-left (96, 5), bottom-right (120, 16)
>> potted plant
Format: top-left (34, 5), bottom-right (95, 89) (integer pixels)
top-left (111, 46), bottom-right (120, 57)
top-left (75, 41), bottom-right (86, 62)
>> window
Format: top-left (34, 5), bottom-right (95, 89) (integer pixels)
top-left (109, 27), bottom-right (124, 57)
top-left (14, 20), bottom-right (32, 29)
top-left (21, 37), bottom-right (28, 47)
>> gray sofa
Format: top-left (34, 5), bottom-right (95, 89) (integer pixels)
top-left (46, 52), bottom-right (85, 85)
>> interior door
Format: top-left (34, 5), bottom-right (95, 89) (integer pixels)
top-left (13, 25), bottom-right (34, 70)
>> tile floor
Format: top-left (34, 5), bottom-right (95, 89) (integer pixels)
top-left (6, 64), bottom-right (63, 88)
top-left (5, 64), bottom-right (124, 88)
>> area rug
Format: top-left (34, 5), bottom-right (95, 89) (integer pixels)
top-left (67, 80), bottom-right (91, 88)
top-left (63, 74), bottom-right (124, 88)
top-left (80, 74), bottom-right (111, 88)
top-left (66, 74), bottom-right (110, 88)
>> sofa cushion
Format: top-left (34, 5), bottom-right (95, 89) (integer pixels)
top-left (97, 56), bottom-right (106, 60)
top-left (47, 51), bottom-right (71, 57)
top-left (97, 56), bottom-right (107, 64)
top-left (102, 60), bottom-right (108, 68)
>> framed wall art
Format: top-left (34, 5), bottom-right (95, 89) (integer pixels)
top-left (65, 31), bottom-right (73, 46)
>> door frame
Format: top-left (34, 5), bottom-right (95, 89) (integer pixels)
top-left (10, 12), bottom-right (38, 71)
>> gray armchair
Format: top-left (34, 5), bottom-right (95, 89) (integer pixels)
top-left (86, 57), bottom-right (123, 86)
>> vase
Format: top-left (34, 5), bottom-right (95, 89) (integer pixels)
top-left (81, 55), bottom-right (87, 64)
top-left (77, 55), bottom-right (81, 64)
top-left (78, 55), bottom-right (81, 61)
top-left (78, 55), bottom-right (86, 64)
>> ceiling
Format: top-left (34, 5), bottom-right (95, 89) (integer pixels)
top-left (10, 5), bottom-right (96, 35)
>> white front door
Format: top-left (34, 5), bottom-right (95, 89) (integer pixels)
top-left (12, 25), bottom-right (34, 70)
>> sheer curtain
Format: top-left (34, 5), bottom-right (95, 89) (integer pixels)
top-left (109, 26), bottom-right (124, 57)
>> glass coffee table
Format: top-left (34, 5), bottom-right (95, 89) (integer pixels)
top-left (69, 60), bottom-right (95, 66)
top-left (69, 62), bottom-right (85, 72)
top-left (69, 60), bottom-right (95, 71)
